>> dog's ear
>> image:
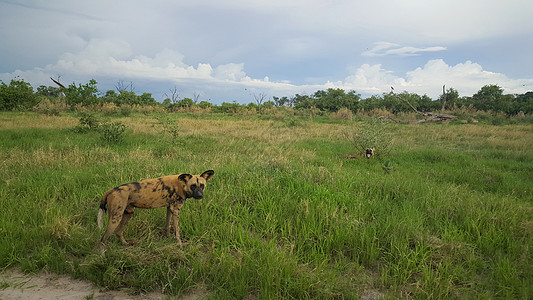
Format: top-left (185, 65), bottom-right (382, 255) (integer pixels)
top-left (178, 174), bottom-right (192, 183)
top-left (200, 170), bottom-right (214, 181)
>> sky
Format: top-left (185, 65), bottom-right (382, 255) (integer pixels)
top-left (1, 0), bottom-right (532, 104)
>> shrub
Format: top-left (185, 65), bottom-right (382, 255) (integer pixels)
top-left (33, 98), bottom-right (67, 115)
top-left (79, 112), bottom-right (100, 129)
top-left (330, 107), bottom-right (353, 120)
top-left (73, 112), bottom-right (101, 133)
top-left (100, 121), bottom-right (127, 144)
top-left (344, 117), bottom-right (394, 157)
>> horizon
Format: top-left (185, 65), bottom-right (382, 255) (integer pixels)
top-left (1, 1), bottom-right (532, 104)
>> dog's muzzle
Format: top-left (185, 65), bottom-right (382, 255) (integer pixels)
top-left (192, 190), bottom-right (204, 199)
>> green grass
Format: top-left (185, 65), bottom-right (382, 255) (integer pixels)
top-left (1, 111), bottom-right (532, 299)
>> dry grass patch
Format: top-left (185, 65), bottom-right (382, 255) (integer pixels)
top-left (0, 113), bottom-right (77, 130)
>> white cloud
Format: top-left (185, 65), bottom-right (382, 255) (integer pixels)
top-left (1, 38), bottom-right (531, 103)
top-left (0, 39), bottom-right (301, 101)
top-left (362, 42), bottom-right (447, 57)
top-left (343, 64), bottom-right (407, 94)
top-left (340, 59), bottom-right (533, 98)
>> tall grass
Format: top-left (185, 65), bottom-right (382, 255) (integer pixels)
top-left (1, 111), bottom-right (532, 298)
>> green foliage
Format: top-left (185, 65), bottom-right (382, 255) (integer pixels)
top-left (0, 77), bottom-right (38, 110)
top-left (197, 101), bottom-right (213, 109)
top-left (36, 85), bottom-right (62, 98)
top-left (272, 96), bottom-right (291, 107)
top-left (454, 84), bottom-right (533, 115)
top-left (73, 112), bottom-right (127, 144)
top-left (100, 121), bottom-right (127, 144)
top-left (177, 97), bottom-right (194, 107)
top-left (515, 92), bottom-right (533, 114)
top-left (345, 117), bottom-right (394, 156)
top-left (359, 92), bottom-right (441, 113)
top-left (64, 79), bottom-right (100, 106)
top-left (74, 112), bottom-right (101, 132)
top-left (439, 87), bottom-right (460, 110)
top-left (2, 76), bottom-right (533, 122)
top-left (104, 90), bottom-right (157, 106)
top-left (213, 101), bottom-right (244, 113)
top-left (293, 88), bottom-right (360, 112)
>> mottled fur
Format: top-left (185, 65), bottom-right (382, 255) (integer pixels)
top-left (98, 170), bottom-right (214, 245)
top-left (346, 147), bottom-right (375, 159)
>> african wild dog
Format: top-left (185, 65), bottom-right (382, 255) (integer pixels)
top-left (346, 147), bottom-right (375, 159)
top-left (97, 170), bottom-right (214, 245)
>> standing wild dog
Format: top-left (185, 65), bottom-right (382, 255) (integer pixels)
top-left (97, 170), bottom-right (214, 246)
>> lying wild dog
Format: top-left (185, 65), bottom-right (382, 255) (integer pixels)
top-left (97, 170), bottom-right (214, 246)
top-left (346, 147), bottom-right (375, 159)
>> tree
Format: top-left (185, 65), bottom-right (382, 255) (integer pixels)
top-left (164, 86), bottom-right (180, 105)
top-left (192, 91), bottom-right (201, 104)
top-left (115, 90), bottom-right (137, 105)
top-left (64, 79), bottom-right (99, 106)
top-left (37, 85), bottom-right (61, 98)
top-left (115, 80), bottom-right (135, 93)
top-left (197, 101), bottom-right (213, 109)
top-left (515, 92), bottom-right (533, 114)
top-left (272, 96), bottom-right (290, 107)
top-left (471, 84), bottom-right (504, 111)
top-left (439, 88), bottom-right (459, 110)
top-left (253, 92), bottom-right (268, 112)
top-left (139, 93), bottom-right (156, 105)
top-left (176, 97), bottom-right (193, 108)
top-left (312, 88), bottom-right (360, 112)
top-left (0, 77), bottom-right (38, 110)
top-left (293, 94), bottom-right (312, 109)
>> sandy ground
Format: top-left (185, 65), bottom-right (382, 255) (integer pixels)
top-left (0, 268), bottom-right (383, 300)
top-left (0, 269), bottom-right (168, 300)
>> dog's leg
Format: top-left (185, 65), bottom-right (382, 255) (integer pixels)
top-left (166, 206), bottom-right (173, 237)
top-left (114, 206), bottom-right (135, 245)
top-left (168, 204), bottom-right (182, 245)
top-left (100, 210), bottom-right (123, 244)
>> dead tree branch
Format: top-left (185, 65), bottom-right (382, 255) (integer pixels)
top-left (390, 89), bottom-right (457, 123)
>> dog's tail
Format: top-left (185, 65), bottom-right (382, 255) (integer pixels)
top-left (97, 209), bottom-right (105, 229)
top-left (97, 190), bottom-right (111, 229)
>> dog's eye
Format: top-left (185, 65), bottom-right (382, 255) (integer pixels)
top-left (200, 184), bottom-right (205, 189)
top-left (191, 184), bottom-right (197, 190)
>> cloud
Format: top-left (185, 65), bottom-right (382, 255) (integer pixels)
top-left (362, 42), bottom-right (447, 57)
top-left (1, 39), bottom-right (531, 103)
top-left (340, 59), bottom-right (533, 98)
top-left (0, 39), bottom-right (301, 101)
top-left (343, 64), bottom-right (407, 94)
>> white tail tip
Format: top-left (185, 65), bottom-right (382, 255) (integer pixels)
top-left (97, 209), bottom-right (105, 229)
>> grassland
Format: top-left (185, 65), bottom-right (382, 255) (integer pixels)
top-left (0, 111), bottom-right (532, 299)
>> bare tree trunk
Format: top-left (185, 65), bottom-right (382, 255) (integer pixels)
top-left (164, 86), bottom-right (180, 104)
top-left (254, 92), bottom-right (267, 113)
top-left (50, 76), bottom-right (65, 98)
top-left (192, 91), bottom-right (201, 104)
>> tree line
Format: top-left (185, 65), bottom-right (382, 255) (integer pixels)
top-left (1, 77), bottom-right (532, 115)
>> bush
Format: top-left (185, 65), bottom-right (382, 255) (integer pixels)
top-left (0, 78), bottom-right (38, 110)
top-left (344, 117), bottom-right (394, 157)
top-left (100, 121), bottom-right (127, 144)
top-left (80, 112), bottom-right (100, 128)
top-left (33, 98), bottom-right (67, 115)
top-left (330, 107), bottom-right (353, 120)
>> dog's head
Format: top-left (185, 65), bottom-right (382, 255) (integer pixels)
top-left (365, 147), bottom-right (375, 158)
top-left (178, 170), bottom-right (214, 199)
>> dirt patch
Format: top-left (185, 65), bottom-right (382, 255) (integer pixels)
top-left (0, 269), bottom-right (169, 300)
